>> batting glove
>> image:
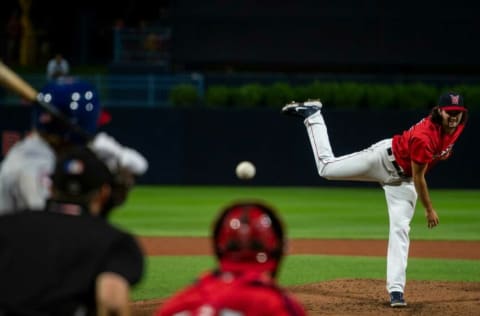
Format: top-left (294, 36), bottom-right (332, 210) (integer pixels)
top-left (90, 132), bottom-right (148, 176)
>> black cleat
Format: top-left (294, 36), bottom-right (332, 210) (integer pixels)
top-left (281, 100), bottom-right (323, 119)
top-left (389, 291), bottom-right (407, 307)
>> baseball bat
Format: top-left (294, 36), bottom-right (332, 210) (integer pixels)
top-left (0, 60), bottom-right (38, 102)
top-left (0, 60), bottom-right (92, 141)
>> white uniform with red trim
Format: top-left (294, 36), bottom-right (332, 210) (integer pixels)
top-left (284, 93), bottom-right (466, 302)
top-left (302, 108), bottom-right (464, 294)
top-left (303, 111), bottom-right (415, 293)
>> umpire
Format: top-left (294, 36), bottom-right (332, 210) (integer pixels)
top-left (0, 147), bottom-right (144, 315)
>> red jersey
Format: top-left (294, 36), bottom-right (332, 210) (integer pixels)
top-left (155, 270), bottom-right (306, 316)
top-left (392, 116), bottom-right (465, 176)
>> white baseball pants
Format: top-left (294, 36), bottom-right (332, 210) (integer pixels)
top-left (303, 111), bottom-right (417, 294)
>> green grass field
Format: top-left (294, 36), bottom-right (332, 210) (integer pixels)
top-left (109, 186), bottom-right (480, 300)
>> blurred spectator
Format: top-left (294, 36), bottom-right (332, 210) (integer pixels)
top-left (155, 200), bottom-right (306, 316)
top-left (46, 53), bottom-right (70, 80)
top-left (38, 39), bottom-right (52, 65)
top-left (143, 31), bottom-right (160, 61)
top-left (18, 0), bottom-right (35, 66)
top-left (5, 10), bottom-right (22, 64)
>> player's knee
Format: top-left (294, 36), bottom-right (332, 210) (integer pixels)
top-left (318, 168), bottom-right (333, 180)
top-left (390, 222), bottom-right (410, 236)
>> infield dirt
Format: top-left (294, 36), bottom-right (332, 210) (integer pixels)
top-left (132, 237), bottom-right (480, 316)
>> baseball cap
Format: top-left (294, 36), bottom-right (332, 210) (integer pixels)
top-left (438, 92), bottom-right (467, 111)
top-left (52, 147), bottom-right (113, 201)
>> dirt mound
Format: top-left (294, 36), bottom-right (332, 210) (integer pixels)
top-left (131, 279), bottom-right (480, 316)
top-left (291, 279), bottom-right (480, 315)
top-left (131, 237), bottom-right (480, 315)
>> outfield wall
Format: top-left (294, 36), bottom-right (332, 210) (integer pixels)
top-left (1, 107), bottom-right (477, 188)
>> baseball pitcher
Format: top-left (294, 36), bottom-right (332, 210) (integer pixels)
top-left (282, 92), bottom-right (467, 307)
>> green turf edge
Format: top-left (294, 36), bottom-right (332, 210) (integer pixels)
top-left (112, 187), bottom-right (480, 241)
top-left (131, 255), bottom-right (480, 301)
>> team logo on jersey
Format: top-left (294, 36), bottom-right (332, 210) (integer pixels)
top-left (433, 144), bottom-right (454, 159)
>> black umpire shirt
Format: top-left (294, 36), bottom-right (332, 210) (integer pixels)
top-left (0, 211), bottom-right (144, 316)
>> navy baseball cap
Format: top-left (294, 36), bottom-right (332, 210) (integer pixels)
top-left (438, 92), bottom-right (467, 111)
top-left (53, 147), bottom-right (113, 200)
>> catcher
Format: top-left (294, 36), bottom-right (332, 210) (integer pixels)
top-left (155, 201), bottom-right (306, 316)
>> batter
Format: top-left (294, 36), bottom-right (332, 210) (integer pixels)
top-left (0, 78), bottom-right (148, 214)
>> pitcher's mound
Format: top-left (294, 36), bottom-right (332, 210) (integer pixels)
top-left (291, 279), bottom-right (480, 316)
top-left (132, 279), bottom-right (480, 316)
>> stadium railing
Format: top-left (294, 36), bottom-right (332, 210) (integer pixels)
top-left (0, 73), bottom-right (204, 108)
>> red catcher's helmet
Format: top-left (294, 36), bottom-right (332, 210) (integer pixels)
top-left (213, 201), bottom-right (285, 274)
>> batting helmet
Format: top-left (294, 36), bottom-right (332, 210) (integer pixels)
top-left (213, 201), bottom-right (285, 274)
top-left (34, 77), bottom-right (101, 144)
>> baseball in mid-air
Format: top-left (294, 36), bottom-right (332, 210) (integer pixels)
top-left (235, 161), bottom-right (256, 180)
